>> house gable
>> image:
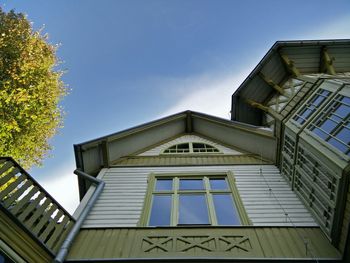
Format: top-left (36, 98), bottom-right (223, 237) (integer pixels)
top-left (74, 111), bottom-right (277, 199)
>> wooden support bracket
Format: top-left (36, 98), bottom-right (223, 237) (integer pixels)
top-left (280, 54), bottom-right (300, 77)
top-left (259, 73), bottom-right (288, 97)
top-left (245, 98), bottom-right (281, 120)
top-left (321, 47), bottom-right (336, 75)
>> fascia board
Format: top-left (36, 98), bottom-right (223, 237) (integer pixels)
top-left (191, 111), bottom-right (274, 138)
top-left (76, 111), bottom-right (188, 150)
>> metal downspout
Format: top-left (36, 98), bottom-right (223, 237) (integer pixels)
top-left (54, 169), bottom-right (105, 263)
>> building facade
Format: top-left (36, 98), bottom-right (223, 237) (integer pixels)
top-left (0, 39), bottom-right (349, 262)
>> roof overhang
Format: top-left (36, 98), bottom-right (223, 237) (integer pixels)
top-left (231, 39), bottom-right (350, 125)
top-left (74, 110), bottom-right (276, 199)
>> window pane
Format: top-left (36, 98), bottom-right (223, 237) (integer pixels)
top-left (177, 143), bottom-right (190, 153)
top-left (334, 104), bottom-right (349, 118)
top-left (329, 138), bottom-right (348, 153)
top-left (149, 195), bottom-right (172, 226)
top-left (193, 143), bottom-right (219, 153)
top-left (312, 127), bottom-right (328, 139)
top-left (329, 113), bottom-right (342, 123)
top-left (299, 109), bottom-right (312, 120)
top-left (209, 178), bottom-right (228, 190)
top-left (213, 194), bottom-right (240, 225)
top-left (178, 194), bottom-right (209, 224)
top-left (193, 143), bottom-right (206, 152)
top-left (179, 179), bottom-right (204, 190)
top-left (155, 179), bottom-right (172, 191)
top-left (294, 116), bottom-right (304, 124)
top-left (328, 127), bottom-right (350, 153)
top-left (335, 127), bottom-right (350, 144)
top-left (319, 119), bottom-right (337, 133)
top-left (342, 96), bottom-right (350, 105)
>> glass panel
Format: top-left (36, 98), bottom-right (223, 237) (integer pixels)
top-left (155, 179), bottom-right (173, 191)
top-left (193, 143), bottom-right (206, 152)
top-left (312, 96), bottom-right (323, 106)
top-left (164, 145), bottom-right (176, 153)
top-left (179, 179), bottom-right (204, 190)
top-left (329, 138), bottom-right (348, 153)
top-left (312, 127), bottom-right (328, 139)
top-left (319, 119), bottom-right (337, 133)
top-left (293, 89), bottom-right (331, 125)
top-left (294, 116), bottom-right (304, 124)
top-left (164, 143), bottom-right (190, 153)
top-left (177, 143), bottom-right (190, 153)
top-left (193, 143), bottom-right (219, 153)
top-left (209, 178), bottom-right (228, 190)
top-left (213, 194), bottom-right (241, 225)
top-left (342, 96), bottom-right (350, 105)
top-left (329, 113), bottom-right (342, 123)
top-left (208, 146), bottom-right (219, 152)
top-left (178, 194), bottom-right (209, 224)
top-left (334, 104), bottom-right (349, 118)
top-left (321, 90), bottom-right (331, 96)
top-left (335, 127), bottom-right (350, 144)
top-left (299, 109), bottom-right (312, 121)
top-left (149, 195), bottom-right (172, 226)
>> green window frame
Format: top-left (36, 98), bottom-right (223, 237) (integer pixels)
top-left (162, 142), bottom-right (220, 154)
top-left (307, 93), bottom-right (350, 156)
top-left (139, 172), bottom-right (250, 227)
top-left (292, 88), bottom-right (332, 125)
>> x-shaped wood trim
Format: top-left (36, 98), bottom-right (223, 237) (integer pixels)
top-left (142, 237), bottom-right (173, 252)
top-left (219, 236), bottom-right (250, 252)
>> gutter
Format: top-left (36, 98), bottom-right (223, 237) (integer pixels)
top-left (54, 169), bottom-right (105, 263)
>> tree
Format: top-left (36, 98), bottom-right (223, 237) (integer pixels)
top-left (0, 8), bottom-right (67, 169)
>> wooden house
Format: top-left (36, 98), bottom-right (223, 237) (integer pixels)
top-left (0, 39), bottom-right (349, 262)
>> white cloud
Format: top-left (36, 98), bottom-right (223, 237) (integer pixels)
top-left (159, 14), bottom-right (350, 120)
top-left (305, 15), bottom-right (350, 39)
top-left (37, 162), bottom-right (79, 215)
top-left (157, 68), bottom-right (252, 119)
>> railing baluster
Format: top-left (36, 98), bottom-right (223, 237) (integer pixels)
top-left (0, 167), bottom-right (19, 186)
top-left (46, 215), bottom-right (70, 249)
top-left (0, 161), bottom-right (13, 175)
top-left (52, 219), bottom-right (74, 252)
top-left (13, 190), bottom-right (44, 222)
top-left (0, 157), bottom-right (76, 254)
top-left (2, 180), bottom-right (33, 208)
top-left (32, 203), bottom-right (58, 235)
top-left (39, 210), bottom-right (64, 242)
top-left (25, 197), bottom-right (51, 229)
top-left (0, 174), bottom-right (26, 200)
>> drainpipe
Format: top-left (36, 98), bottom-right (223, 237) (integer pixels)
top-left (54, 169), bottom-right (105, 263)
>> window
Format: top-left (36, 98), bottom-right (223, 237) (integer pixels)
top-left (163, 143), bottom-right (220, 154)
top-left (280, 133), bottom-right (296, 184)
top-left (308, 94), bottom-right (350, 156)
top-left (140, 173), bottom-right (250, 227)
top-left (163, 143), bottom-right (190, 153)
top-left (293, 89), bottom-right (331, 125)
top-left (294, 145), bottom-right (339, 234)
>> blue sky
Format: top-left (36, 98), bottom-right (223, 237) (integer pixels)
top-left (2, 0), bottom-right (350, 213)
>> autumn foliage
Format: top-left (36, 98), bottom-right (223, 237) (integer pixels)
top-left (0, 8), bottom-right (66, 169)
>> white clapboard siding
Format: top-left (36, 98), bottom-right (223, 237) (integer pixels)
top-left (138, 134), bottom-right (242, 156)
top-left (82, 165), bottom-right (318, 228)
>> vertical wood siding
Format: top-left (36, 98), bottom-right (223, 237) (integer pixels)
top-left (82, 165), bottom-right (317, 228)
